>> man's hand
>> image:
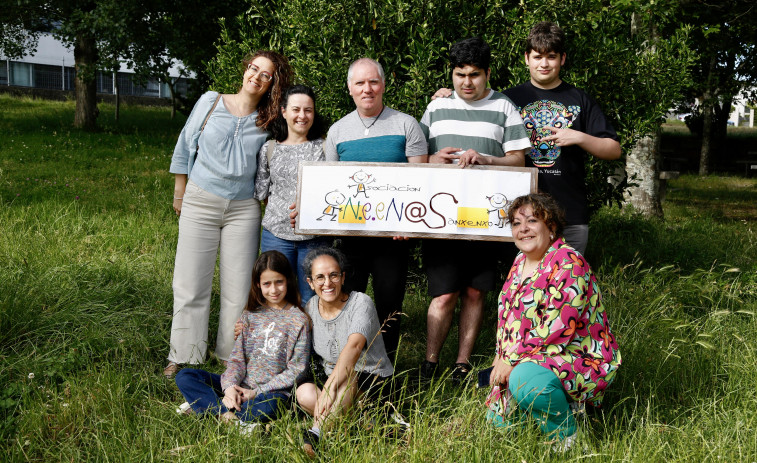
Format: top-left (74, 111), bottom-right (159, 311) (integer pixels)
top-left (542, 126), bottom-right (621, 160)
top-left (457, 149), bottom-right (489, 168)
top-left (289, 202), bottom-right (298, 228)
top-left (429, 146), bottom-right (463, 164)
top-left (431, 88), bottom-right (453, 100)
top-left (233, 320), bottom-right (243, 339)
top-left (541, 126), bottom-right (584, 147)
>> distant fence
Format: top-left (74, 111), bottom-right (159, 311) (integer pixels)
top-left (0, 59), bottom-right (191, 98)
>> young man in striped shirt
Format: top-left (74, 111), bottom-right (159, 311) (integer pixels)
top-left (419, 37), bottom-right (531, 382)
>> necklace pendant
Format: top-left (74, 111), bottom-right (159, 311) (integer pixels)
top-left (364, 128), bottom-right (369, 135)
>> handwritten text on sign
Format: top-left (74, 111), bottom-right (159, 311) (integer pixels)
top-left (295, 162), bottom-right (538, 241)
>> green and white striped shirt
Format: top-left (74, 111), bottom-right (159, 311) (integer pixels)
top-left (420, 89), bottom-right (531, 157)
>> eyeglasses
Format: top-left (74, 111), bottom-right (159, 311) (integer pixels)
top-left (309, 272), bottom-right (342, 286)
top-left (246, 63), bottom-right (274, 82)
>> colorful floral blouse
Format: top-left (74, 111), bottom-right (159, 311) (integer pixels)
top-left (485, 238), bottom-right (621, 416)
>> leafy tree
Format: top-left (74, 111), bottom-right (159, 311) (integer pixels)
top-left (125, 0), bottom-right (246, 118)
top-left (208, 0), bottom-right (692, 214)
top-left (0, 0), bottom-right (133, 130)
top-left (0, 1), bottom-right (48, 59)
top-left (158, 0), bottom-right (243, 96)
top-left (96, 1), bottom-right (143, 122)
top-left (0, 0), bottom-right (246, 128)
top-left (621, 2), bottom-right (695, 217)
top-left (674, 0), bottom-right (757, 175)
top-left (124, 8), bottom-right (186, 120)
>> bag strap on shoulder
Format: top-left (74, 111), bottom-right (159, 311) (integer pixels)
top-left (201, 94), bottom-right (221, 133)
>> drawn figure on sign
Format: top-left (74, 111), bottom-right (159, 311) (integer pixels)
top-left (487, 193), bottom-right (509, 228)
top-left (317, 190), bottom-right (346, 221)
top-left (348, 170), bottom-right (375, 198)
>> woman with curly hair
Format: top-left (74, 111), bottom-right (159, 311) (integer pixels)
top-left (164, 51), bottom-right (292, 377)
top-left (485, 193), bottom-right (621, 450)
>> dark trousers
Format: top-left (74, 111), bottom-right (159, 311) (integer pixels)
top-left (175, 368), bottom-right (289, 422)
top-left (338, 237), bottom-right (411, 363)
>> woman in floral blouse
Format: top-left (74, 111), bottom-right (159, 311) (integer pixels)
top-left (485, 193), bottom-right (621, 448)
top-left (254, 85), bottom-right (328, 304)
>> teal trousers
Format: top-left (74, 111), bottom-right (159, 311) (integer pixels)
top-left (487, 362), bottom-right (577, 440)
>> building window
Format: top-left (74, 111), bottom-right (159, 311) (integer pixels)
top-left (0, 61), bottom-right (8, 85)
top-left (3, 60), bottom-right (190, 98)
top-left (64, 67), bottom-right (75, 91)
top-left (97, 71), bottom-right (113, 94)
top-left (33, 64), bottom-right (64, 90)
top-left (144, 78), bottom-right (160, 98)
top-left (10, 62), bottom-right (33, 87)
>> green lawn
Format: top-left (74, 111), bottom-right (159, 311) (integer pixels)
top-left (1, 95), bottom-right (756, 461)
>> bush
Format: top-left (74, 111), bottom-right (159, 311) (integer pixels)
top-left (206, 0), bottom-right (692, 215)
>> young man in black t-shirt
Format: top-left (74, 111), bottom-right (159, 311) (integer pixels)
top-left (503, 21), bottom-right (621, 253)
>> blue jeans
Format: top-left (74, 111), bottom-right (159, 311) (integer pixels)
top-left (175, 368), bottom-right (289, 423)
top-left (260, 228), bottom-right (328, 305)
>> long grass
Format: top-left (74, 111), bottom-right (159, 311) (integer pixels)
top-left (1, 95), bottom-right (756, 461)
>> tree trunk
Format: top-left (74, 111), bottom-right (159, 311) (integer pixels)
top-left (624, 126), bottom-right (664, 218)
top-left (698, 56), bottom-right (717, 176)
top-left (713, 52), bottom-right (736, 144)
top-left (624, 14), bottom-right (663, 218)
top-left (699, 95), bottom-right (713, 176)
top-left (74, 33), bottom-right (98, 130)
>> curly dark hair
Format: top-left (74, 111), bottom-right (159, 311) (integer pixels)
top-left (525, 21), bottom-right (566, 55)
top-left (506, 193), bottom-right (566, 238)
top-left (247, 250), bottom-right (302, 311)
top-left (270, 85), bottom-right (328, 142)
top-left (450, 37), bottom-right (491, 71)
top-left (242, 50), bottom-right (292, 130)
top-left (302, 246), bottom-right (347, 280)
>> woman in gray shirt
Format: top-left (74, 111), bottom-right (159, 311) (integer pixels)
top-left (296, 247), bottom-right (393, 457)
top-left (254, 85), bottom-right (328, 304)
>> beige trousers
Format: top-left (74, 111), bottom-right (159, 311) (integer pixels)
top-left (168, 181), bottom-right (261, 364)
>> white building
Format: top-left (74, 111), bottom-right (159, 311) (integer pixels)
top-left (0, 33), bottom-right (192, 98)
top-left (729, 87), bottom-right (755, 128)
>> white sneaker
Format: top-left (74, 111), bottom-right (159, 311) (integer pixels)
top-left (551, 432), bottom-right (578, 453)
top-left (175, 402), bottom-right (192, 415)
top-left (236, 421), bottom-right (261, 436)
top-left (391, 412), bottom-right (411, 429)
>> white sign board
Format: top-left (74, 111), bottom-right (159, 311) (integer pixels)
top-left (295, 162), bottom-right (538, 241)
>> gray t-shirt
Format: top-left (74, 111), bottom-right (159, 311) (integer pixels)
top-left (324, 107), bottom-right (427, 162)
top-left (254, 139), bottom-right (325, 241)
top-left (306, 291), bottom-right (393, 378)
